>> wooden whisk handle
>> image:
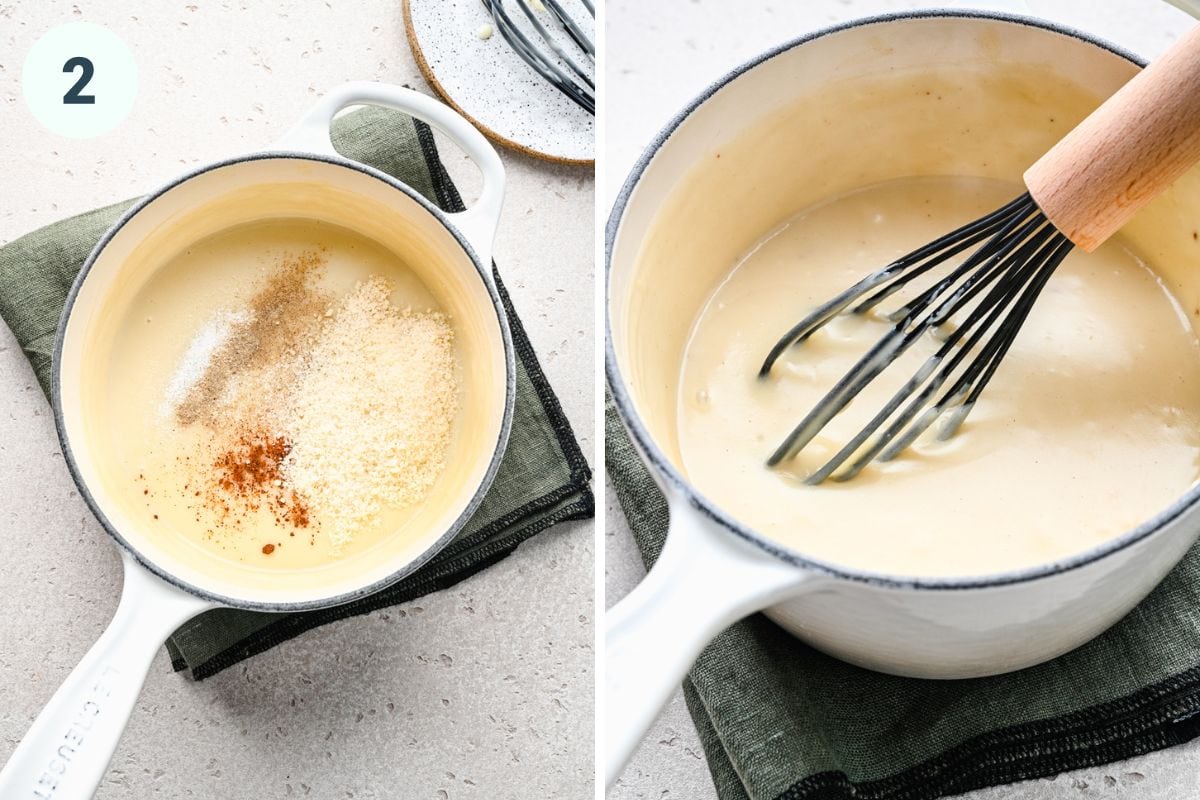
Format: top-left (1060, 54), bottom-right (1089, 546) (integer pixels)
top-left (1024, 23), bottom-right (1200, 252)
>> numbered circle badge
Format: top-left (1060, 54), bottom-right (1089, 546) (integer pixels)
top-left (22, 22), bottom-right (138, 139)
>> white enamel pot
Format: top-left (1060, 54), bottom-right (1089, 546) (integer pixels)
top-left (0, 82), bottom-right (513, 799)
top-left (604, 9), bottom-right (1200, 786)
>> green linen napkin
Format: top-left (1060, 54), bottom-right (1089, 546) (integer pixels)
top-left (0, 106), bottom-right (593, 680)
top-left (607, 396), bottom-right (1200, 800)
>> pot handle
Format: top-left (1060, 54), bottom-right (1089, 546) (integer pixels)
top-left (604, 495), bottom-right (809, 788)
top-left (275, 81), bottom-right (507, 268)
top-left (0, 553), bottom-right (216, 800)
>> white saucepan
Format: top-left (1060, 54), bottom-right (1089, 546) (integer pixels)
top-left (605, 8), bottom-right (1200, 785)
top-left (0, 82), bottom-right (513, 799)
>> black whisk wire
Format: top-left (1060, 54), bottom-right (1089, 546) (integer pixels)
top-left (542, 0), bottom-right (595, 58)
top-left (485, 0), bottom-right (595, 116)
top-left (758, 193), bottom-right (1036, 376)
top-left (761, 192), bottom-right (1074, 483)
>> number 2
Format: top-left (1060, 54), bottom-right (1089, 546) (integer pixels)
top-left (62, 56), bottom-right (95, 105)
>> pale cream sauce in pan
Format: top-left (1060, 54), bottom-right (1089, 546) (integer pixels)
top-left (102, 220), bottom-right (461, 571)
top-left (677, 175), bottom-right (1200, 576)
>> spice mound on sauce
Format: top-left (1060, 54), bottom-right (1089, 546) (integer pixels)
top-left (210, 427), bottom-right (310, 531)
top-left (150, 247), bottom-right (459, 560)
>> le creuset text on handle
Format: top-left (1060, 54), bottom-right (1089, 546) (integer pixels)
top-left (274, 81), bottom-right (507, 272)
top-left (0, 554), bottom-right (215, 800)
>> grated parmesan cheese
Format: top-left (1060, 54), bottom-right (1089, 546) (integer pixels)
top-left (280, 277), bottom-right (459, 550)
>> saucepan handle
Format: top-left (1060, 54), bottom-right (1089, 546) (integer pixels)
top-left (604, 494), bottom-right (808, 788)
top-left (0, 553), bottom-right (216, 800)
top-left (274, 81), bottom-right (507, 269)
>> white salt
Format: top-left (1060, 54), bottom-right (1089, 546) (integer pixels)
top-left (160, 309), bottom-right (247, 419)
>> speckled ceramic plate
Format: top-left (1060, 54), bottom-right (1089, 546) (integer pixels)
top-left (404, 0), bottom-right (594, 165)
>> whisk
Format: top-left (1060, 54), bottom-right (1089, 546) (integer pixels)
top-left (484, 0), bottom-right (595, 115)
top-left (761, 24), bottom-right (1200, 484)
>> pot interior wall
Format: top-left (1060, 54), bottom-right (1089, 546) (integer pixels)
top-left (610, 15), bottom-right (1200, 469)
top-left (58, 157), bottom-right (508, 606)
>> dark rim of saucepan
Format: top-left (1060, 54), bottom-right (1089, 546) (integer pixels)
top-left (604, 9), bottom-right (1199, 591)
top-left (52, 151), bottom-right (517, 612)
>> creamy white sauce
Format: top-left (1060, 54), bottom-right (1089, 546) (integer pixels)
top-left (677, 176), bottom-right (1200, 577)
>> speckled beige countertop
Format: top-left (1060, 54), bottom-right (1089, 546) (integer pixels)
top-left (0, 1), bottom-right (594, 798)
top-left (605, 1), bottom-right (1200, 799)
